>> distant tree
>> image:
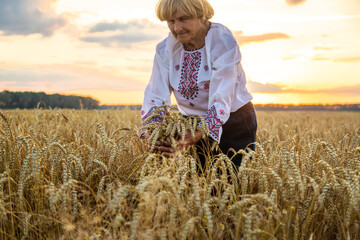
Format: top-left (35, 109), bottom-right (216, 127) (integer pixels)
top-left (0, 91), bottom-right (99, 109)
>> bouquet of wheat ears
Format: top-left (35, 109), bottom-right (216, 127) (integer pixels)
top-left (140, 105), bottom-right (210, 154)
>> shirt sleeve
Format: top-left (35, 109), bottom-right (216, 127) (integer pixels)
top-left (204, 36), bottom-right (244, 142)
top-left (140, 40), bottom-right (171, 137)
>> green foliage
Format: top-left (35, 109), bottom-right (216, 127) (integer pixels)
top-left (0, 90), bottom-right (99, 109)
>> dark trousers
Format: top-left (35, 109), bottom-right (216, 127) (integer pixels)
top-left (196, 102), bottom-right (257, 171)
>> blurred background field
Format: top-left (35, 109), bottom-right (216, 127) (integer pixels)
top-left (0, 109), bottom-right (359, 239)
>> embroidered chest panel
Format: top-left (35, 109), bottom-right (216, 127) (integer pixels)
top-left (178, 51), bottom-right (201, 100)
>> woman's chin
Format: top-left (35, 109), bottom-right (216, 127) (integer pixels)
top-left (176, 36), bottom-right (189, 44)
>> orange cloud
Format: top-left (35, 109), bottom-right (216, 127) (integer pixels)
top-left (311, 57), bottom-right (331, 61)
top-left (313, 44), bottom-right (339, 51)
top-left (247, 81), bottom-right (360, 96)
top-left (334, 57), bottom-right (360, 63)
top-left (247, 81), bottom-right (283, 93)
top-left (283, 85), bottom-right (360, 95)
top-left (286, 0), bottom-right (306, 6)
top-left (311, 56), bottom-right (360, 62)
top-left (234, 31), bottom-right (290, 45)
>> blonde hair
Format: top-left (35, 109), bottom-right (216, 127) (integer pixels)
top-left (156, 0), bottom-right (214, 21)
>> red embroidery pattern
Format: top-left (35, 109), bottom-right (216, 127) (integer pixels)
top-left (220, 109), bottom-right (225, 115)
top-left (204, 105), bottom-right (223, 142)
top-left (140, 106), bottom-right (165, 139)
top-left (141, 106), bottom-right (165, 123)
top-left (139, 128), bottom-right (147, 139)
top-left (204, 83), bottom-right (209, 90)
top-left (204, 65), bottom-right (209, 71)
top-left (178, 51), bottom-right (201, 100)
top-left (175, 65), bottom-right (180, 71)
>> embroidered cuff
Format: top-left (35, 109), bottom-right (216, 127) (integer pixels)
top-left (204, 105), bottom-right (223, 142)
top-left (139, 106), bottom-right (166, 139)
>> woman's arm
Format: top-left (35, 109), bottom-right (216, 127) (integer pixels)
top-left (140, 40), bottom-right (172, 139)
top-left (204, 32), bottom-right (246, 142)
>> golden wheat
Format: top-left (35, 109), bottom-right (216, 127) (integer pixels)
top-left (0, 109), bottom-right (358, 239)
top-left (141, 105), bottom-right (208, 152)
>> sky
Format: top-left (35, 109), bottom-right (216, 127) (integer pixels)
top-left (0, 0), bottom-right (359, 105)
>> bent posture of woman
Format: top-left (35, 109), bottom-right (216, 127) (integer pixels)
top-left (141, 0), bottom-right (257, 168)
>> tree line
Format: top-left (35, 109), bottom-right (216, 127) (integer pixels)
top-left (1, 90), bottom-right (358, 111)
top-left (0, 91), bottom-right (99, 109)
top-left (254, 104), bottom-right (360, 111)
top-left (99, 104), bottom-right (360, 111)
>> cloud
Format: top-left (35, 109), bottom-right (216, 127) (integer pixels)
top-left (283, 85), bottom-right (360, 95)
top-left (0, 64), bottom-right (146, 93)
top-left (234, 31), bottom-right (290, 45)
top-left (311, 56), bottom-right (360, 62)
top-left (81, 33), bottom-right (163, 48)
top-left (324, 84), bottom-right (360, 94)
top-left (81, 19), bottom-right (167, 48)
top-left (247, 80), bottom-right (360, 95)
top-left (313, 44), bottom-right (339, 51)
top-left (0, 0), bottom-right (66, 36)
top-left (247, 81), bottom-right (283, 93)
top-left (89, 19), bottom-right (162, 33)
top-left (284, 43), bottom-right (359, 63)
top-left (89, 22), bottom-right (130, 33)
top-left (286, 0), bottom-right (306, 6)
top-left (333, 57), bottom-right (360, 63)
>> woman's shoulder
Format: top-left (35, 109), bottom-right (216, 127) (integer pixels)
top-left (155, 37), bottom-right (168, 56)
top-left (156, 33), bottom-right (182, 59)
top-left (211, 23), bottom-right (235, 38)
top-left (207, 22), bottom-right (237, 50)
top-left (210, 22), bottom-right (232, 33)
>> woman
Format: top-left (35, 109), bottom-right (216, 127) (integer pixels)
top-left (140, 0), bottom-right (257, 169)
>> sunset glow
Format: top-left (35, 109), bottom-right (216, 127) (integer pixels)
top-left (0, 0), bottom-right (359, 105)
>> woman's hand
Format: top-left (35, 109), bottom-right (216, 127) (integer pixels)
top-left (177, 130), bottom-right (202, 151)
top-left (151, 140), bottom-right (175, 157)
top-left (151, 130), bottom-right (202, 157)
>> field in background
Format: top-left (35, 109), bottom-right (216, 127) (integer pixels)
top-left (0, 109), bottom-right (359, 239)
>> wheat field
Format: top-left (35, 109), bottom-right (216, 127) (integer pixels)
top-left (0, 109), bottom-right (359, 240)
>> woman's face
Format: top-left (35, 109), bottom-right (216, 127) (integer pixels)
top-left (167, 12), bottom-right (205, 46)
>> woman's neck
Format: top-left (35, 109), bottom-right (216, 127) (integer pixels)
top-left (183, 21), bottom-right (211, 51)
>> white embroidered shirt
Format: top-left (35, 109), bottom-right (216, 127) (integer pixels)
top-left (141, 22), bottom-right (253, 142)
